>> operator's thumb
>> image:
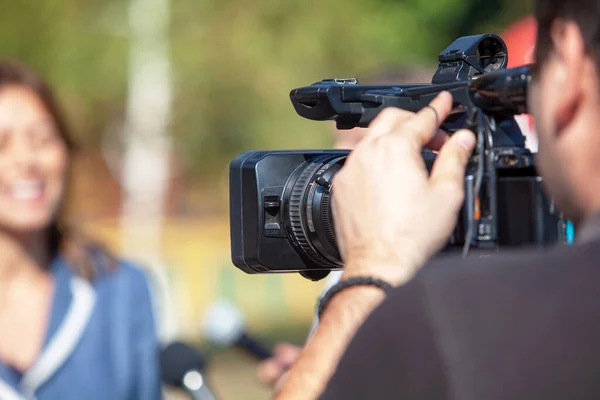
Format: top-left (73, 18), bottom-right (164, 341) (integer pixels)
top-left (429, 129), bottom-right (476, 205)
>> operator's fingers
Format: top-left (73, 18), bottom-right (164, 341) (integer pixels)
top-left (257, 359), bottom-right (285, 386)
top-left (429, 129), bottom-right (476, 202)
top-left (391, 91), bottom-right (454, 147)
top-left (425, 129), bottom-right (450, 151)
top-left (363, 107), bottom-right (415, 142)
top-left (272, 343), bottom-right (302, 367)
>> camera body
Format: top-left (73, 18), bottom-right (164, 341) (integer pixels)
top-left (229, 34), bottom-right (566, 279)
top-left (230, 148), bottom-right (561, 278)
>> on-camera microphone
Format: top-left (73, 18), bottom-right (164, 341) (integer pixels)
top-left (160, 341), bottom-right (218, 400)
top-left (202, 299), bottom-right (273, 360)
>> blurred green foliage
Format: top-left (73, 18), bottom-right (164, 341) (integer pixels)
top-left (0, 0), bottom-right (531, 182)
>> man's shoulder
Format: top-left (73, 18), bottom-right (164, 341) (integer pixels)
top-left (367, 240), bottom-right (600, 399)
top-left (326, 241), bottom-right (600, 400)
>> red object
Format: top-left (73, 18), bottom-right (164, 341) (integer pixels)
top-left (502, 16), bottom-right (537, 68)
top-left (501, 16), bottom-right (538, 149)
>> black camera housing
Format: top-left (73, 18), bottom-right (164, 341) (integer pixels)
top-left (230, 148), bottom-right (561, 277)
top-left (229, 34), bottom-right (565, 279)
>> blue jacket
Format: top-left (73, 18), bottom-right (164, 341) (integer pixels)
top-left (0, 256), bottom-right (162, 400)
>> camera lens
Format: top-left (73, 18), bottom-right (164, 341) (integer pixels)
top-left (282, 155), bottom-right (345, 269)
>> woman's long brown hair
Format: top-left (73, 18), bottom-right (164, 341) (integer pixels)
top-left (0, 59), bottom-right (115, 280)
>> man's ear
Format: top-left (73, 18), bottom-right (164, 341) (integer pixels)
top-left (551, 19), bottom-right (586, 132)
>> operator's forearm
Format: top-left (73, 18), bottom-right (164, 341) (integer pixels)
top-left (275, 256), bottom-right (422, 400)
top-left (275, 285), bottom-right (385, 400)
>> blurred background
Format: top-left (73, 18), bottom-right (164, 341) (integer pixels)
top-left (0, 0), bottom-right (532, 398)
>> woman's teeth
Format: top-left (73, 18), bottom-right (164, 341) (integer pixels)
top-left (11, 181), bottom-right (43, 200)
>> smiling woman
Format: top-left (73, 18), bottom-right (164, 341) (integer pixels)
top-left (0, 60), bottom-right (161, 400)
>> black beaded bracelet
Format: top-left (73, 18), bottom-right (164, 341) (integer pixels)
top-left (317, 276), bottom-right (394, 320)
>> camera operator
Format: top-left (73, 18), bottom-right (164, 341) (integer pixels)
top-left (276, 0), bottom-right (600, 398)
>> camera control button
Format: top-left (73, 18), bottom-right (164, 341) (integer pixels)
top-left (316, 176), bottom-right (331, 189)
top-left (264, 195), bottom-right (280, 209)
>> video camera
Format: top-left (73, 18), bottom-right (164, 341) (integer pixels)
top-left (229, 34), bottom-right (566, 281)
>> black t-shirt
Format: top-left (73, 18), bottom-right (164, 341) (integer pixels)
top-left (321, 240), bottom-right (600, 400)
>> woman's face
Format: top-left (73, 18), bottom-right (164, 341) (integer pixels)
top-left (0, 85), bottom-right (68, 234)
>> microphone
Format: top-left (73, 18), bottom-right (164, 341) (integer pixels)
top-left (202, 299), bottom-right (273, 360)
top-left (160, 341), bottom-right (218, 400)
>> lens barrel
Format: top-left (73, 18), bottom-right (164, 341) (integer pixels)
top-left (282, 155), bottom-right (345, 268)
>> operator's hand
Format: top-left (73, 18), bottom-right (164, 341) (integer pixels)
top-left (256, 342), bottom-right (302, 389)
top-left (332, 91), bottom-right (476, 285)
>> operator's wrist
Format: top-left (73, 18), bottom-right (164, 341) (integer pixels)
top-left (341, 257), bottom-right (421, 287)
top-left (326, 284), bottom-right (387, 316)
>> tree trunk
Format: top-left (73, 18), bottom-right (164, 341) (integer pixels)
top-left (120, 0), bottom-right (178, 342)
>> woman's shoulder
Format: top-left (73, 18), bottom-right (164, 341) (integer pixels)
top-left (53, 250), bottom-right (156, 311)
top-left (93, 257), bottom-right (153, 295)
top-left (56, 246), bottom-right (153, 294)
top-left (91, 258), bottom-right (158, 328)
